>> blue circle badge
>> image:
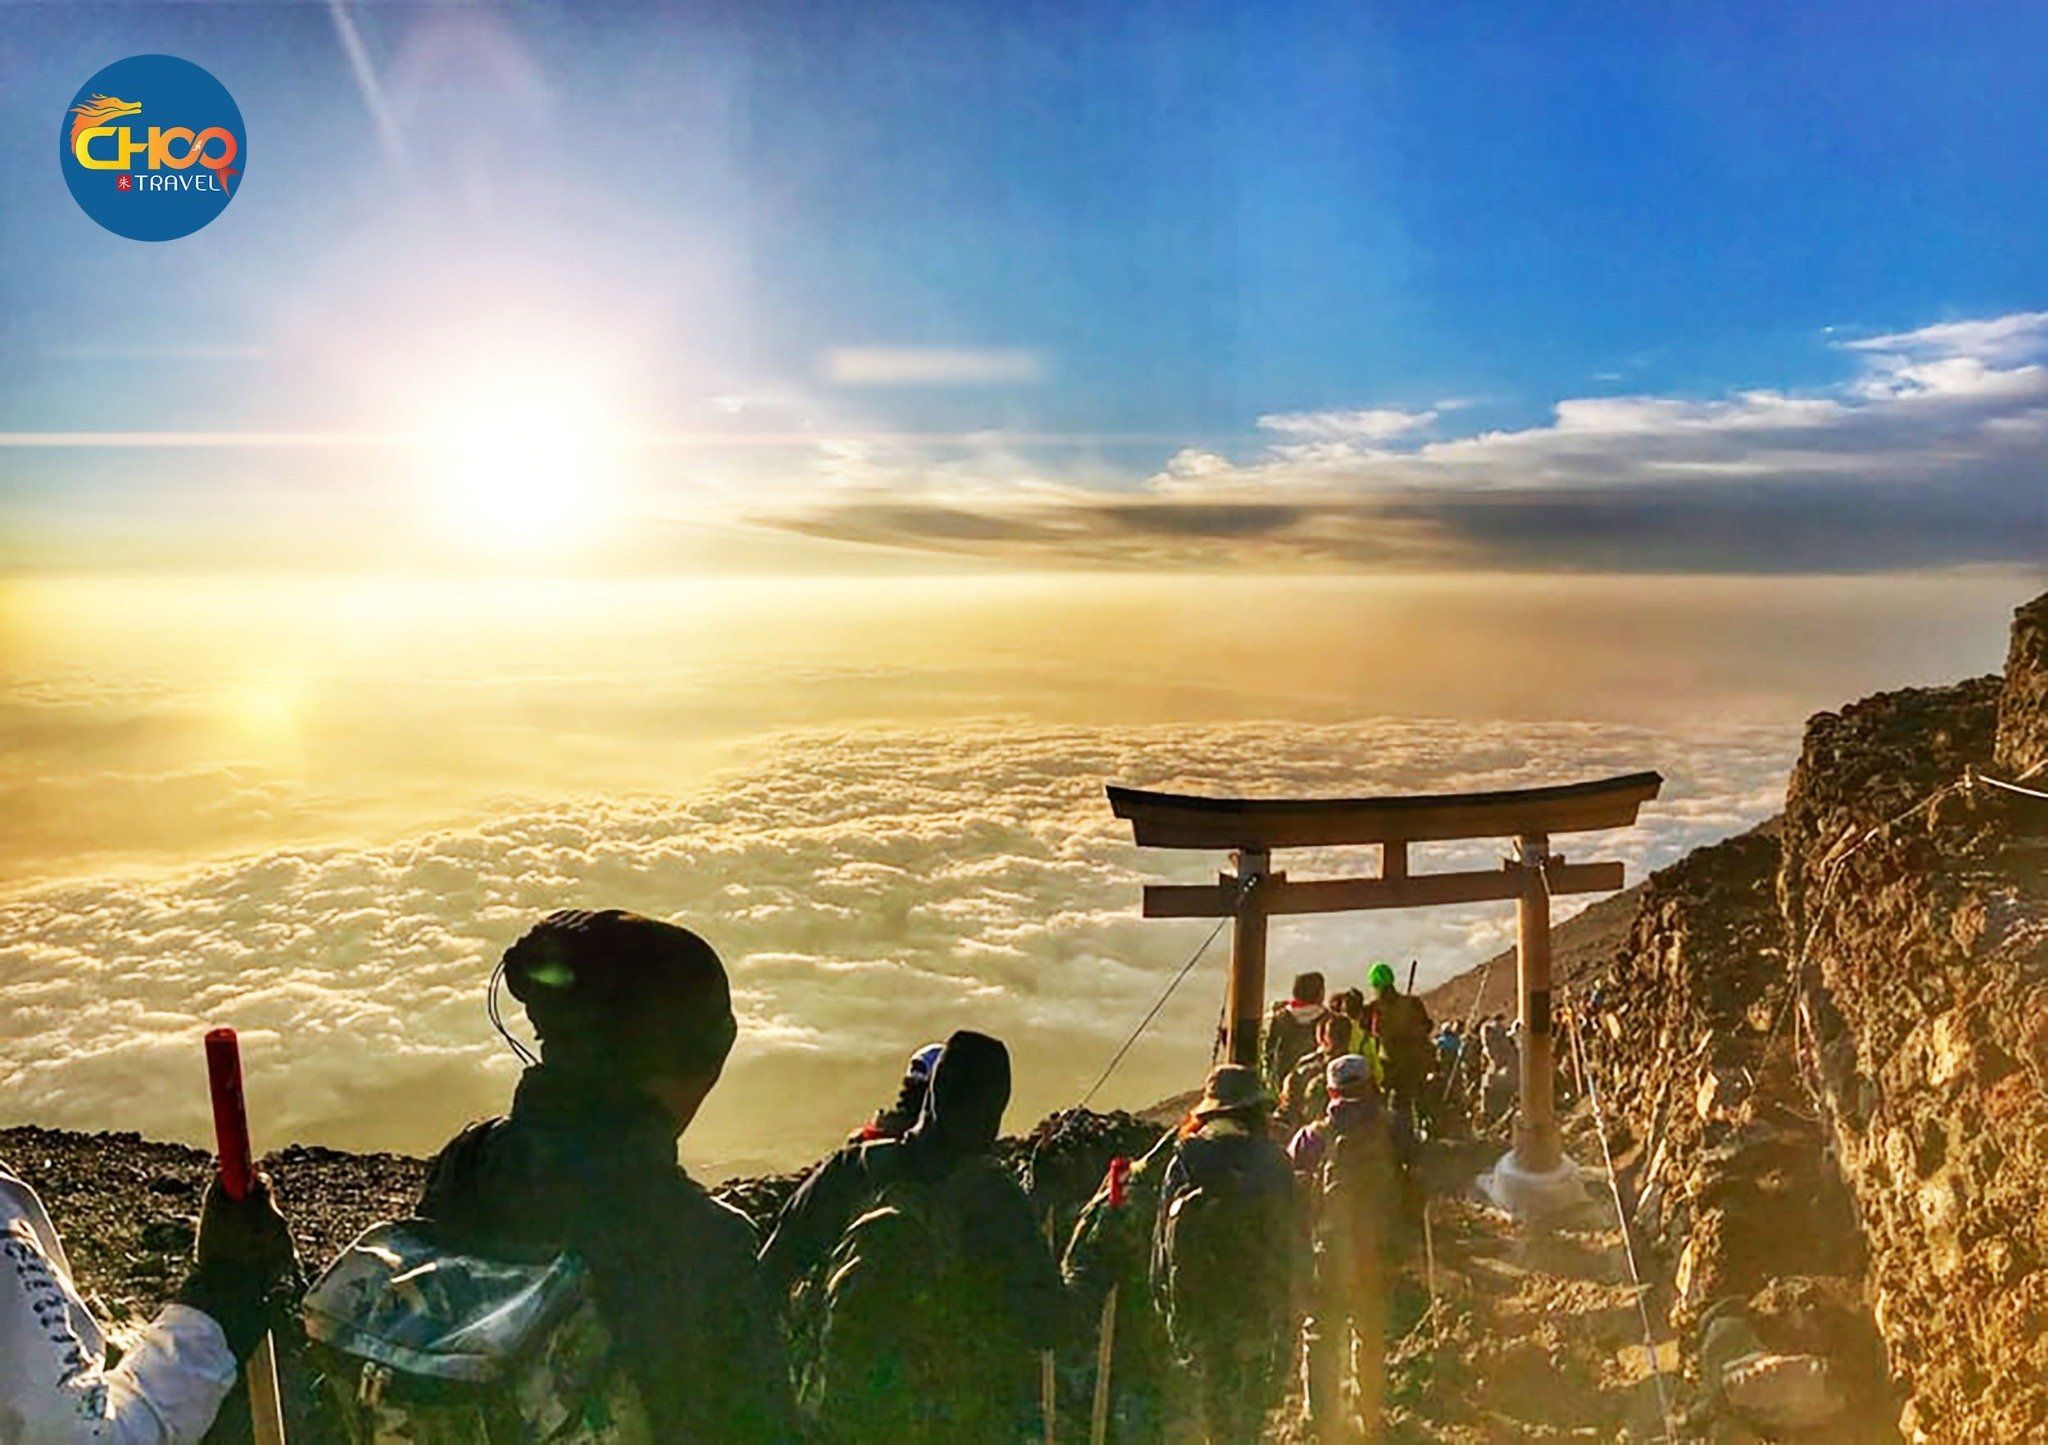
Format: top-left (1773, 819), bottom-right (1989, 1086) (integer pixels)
top-left (61, 55), bottom-right (246, 241)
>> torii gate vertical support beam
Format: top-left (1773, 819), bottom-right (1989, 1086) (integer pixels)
top-left (1485, 828), bottom-right (1587, 1217)
top-left (1224, 848), bottom-right (1270, 1070)
top-left (1514, 833), bottom-right (1561, 1174)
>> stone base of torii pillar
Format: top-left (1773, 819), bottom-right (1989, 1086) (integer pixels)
top-left (1478, 1148), bottom-right (1591, 1220)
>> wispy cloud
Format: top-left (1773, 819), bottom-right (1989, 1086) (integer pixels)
top-left (1255, 406), bottom-right (1439, 442)
top-left (823, 347), bottom-right (1045, 386)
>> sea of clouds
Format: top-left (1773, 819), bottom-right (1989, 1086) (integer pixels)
top-left (0, 717), bottom-right (1793, 1178)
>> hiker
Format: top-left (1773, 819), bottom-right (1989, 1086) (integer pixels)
top-left (850, 1041), bottom-right (943, 1143)
top-left (1260, 971), bottom-right (1328, 1093)
top-left (1423, 1020), bottom-right (1465, 1136)
top-left (1061, 1128), bottom-right (1180, 1443)
top-left (1479, 1014), bottom-right (1518, 1130)
top-left (759, 1030), bottom-right (1063, 1442)
top-left (1150, 1064), bottom-right (1303, 1444)
top-left (376, 910), bottom-right (795, 1440)
top-left (1287, 1056), bottom-right (1404, 1443)
top-left (1328, 988), bottom-right (1369, 1055)
top-left (1367, 963), bottom-right (1434, 1138)
top-left (1, 1156), bottom-right (296, 1443)
top-left (1279, 1011), bottom-right (1379, 1132)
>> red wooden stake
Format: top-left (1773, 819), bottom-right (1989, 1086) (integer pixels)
top-left (1106, 1154), bottom-right (1131, 1208)
top-left (201, 1028), bottom-right (288, 1443)
top-left (204, 1028), bottom-right (254, 1200)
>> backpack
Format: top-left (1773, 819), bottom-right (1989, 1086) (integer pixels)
top-left (1151, 1138), bottom-right (1290, 1359)
top-left (1314, 1121), bottom-right (1395, 1272)
top-left (1375, 994), bottom-right (1431, 1073)
top-left (300, 1220), bottom-right (650, 1444)
top-left (812, 1149), bottom-right (996, 1436)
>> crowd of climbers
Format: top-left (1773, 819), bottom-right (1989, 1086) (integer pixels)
top-left (2, 915), bottom-right (1478, 1444)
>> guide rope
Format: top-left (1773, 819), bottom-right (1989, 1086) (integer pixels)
top-left (1077, 875), bottom-right (1248, 1110)
top-left (1563, 990), bottom-right (1678, 1442)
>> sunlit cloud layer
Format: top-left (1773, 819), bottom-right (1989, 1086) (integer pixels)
top-left (0, 718), bottom-right (1792, 1177)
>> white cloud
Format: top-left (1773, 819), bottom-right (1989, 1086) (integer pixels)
top-left (1142, 314), bottom-right (2048, 497)
top-left (1843, 311), bottom-right (2048, 366)
top-left (1256, 407), bottom-right (1439, 442)
top-left (0, 718), bottom-right (1794, 1178)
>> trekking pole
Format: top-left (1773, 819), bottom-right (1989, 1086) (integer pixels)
top-left (1089, 1285), bottom-right (1117, 1445)
top-left (205, 1029), bottom-right (288, 1445)
top-left (1042, 1213), bottom-right (1059, 1444)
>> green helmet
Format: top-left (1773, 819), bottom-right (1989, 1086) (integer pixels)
top-left (1368, 962), bottom-right (1396, 991)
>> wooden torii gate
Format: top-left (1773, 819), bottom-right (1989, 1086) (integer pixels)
top-left (1106, 770), bottom-right (1662, 1211)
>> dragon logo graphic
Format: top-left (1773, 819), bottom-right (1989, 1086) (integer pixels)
top-left (68, 94), bottom-right (141, 148)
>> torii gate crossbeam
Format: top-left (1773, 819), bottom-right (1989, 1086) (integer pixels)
top-left (1107, 769), bottom-right (1662, 1214)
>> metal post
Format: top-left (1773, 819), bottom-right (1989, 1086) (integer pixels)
top-left (1224, 847), bottom-right (1270, 1070)
top-left (1512, 832), bottom-right (1561, 1174)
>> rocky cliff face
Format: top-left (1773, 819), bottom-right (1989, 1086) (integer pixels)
top-left (1567, 592), bottom-right (2048, 1440)
top-left (1994, 592), bottom-right (2048, 781)
top-left (1779, 610), bottom-right (2048, 1440)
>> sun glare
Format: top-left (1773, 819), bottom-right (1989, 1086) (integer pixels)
top-left (415, 370), bottom-right (632, 556)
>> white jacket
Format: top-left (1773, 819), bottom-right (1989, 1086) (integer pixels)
top-left (0, 1165), bottom-right (236, 1444)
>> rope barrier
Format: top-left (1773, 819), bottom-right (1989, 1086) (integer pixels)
top-left (1077, 877), bottom-right (1246, 1111)
top-left (1564, 992), bottom-right (1678, 1443)
top-left (1975, 769), bottom-right (2048, 803)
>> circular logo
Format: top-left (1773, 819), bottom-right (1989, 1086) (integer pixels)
top-left (60, 55), bottom-right (245, 242)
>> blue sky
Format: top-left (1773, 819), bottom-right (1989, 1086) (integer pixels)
top-left (3, 1), bottom-right (2047, 571)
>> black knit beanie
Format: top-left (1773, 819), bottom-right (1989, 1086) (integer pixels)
top-left (502, 909), bottom-right (737, 1082)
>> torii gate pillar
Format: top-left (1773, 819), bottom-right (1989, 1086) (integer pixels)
top-left (1107, 770), bottom-right (1661, 1221)
top-left (1513, 832), bottom-right (1561, 1174)
top-left (1224, 848), bottom-right (1270, 1070)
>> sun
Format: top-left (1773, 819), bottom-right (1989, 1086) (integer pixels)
top-left (413, 369), bottom-right (633, 556)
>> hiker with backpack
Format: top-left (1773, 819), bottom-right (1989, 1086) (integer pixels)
top-left (1, 1157), bottom-right (297, 1443)
top-left (1328, 989), bottom-right (1369, 1056)
top-left (1278, 1011), bottom-right (1378, 1134)
top-left (1366, 963), bottom-right (1433, 1142)
top-left (1260, 971), bottom-right (1328, 1095)
top-left (303, 909), bottom-right (796, 1441)
top-left (848, 1041), bottom-right (943, 1143)
top-left (1060, 1128), bottom-right (1179, 1443)
top-left (1287, 1055), bottom-right (1405, 1443)
top-left (759, 1030), bottom-right (1063, 1442)
top-left (1150, 1064), bottom-right (1304, 1444)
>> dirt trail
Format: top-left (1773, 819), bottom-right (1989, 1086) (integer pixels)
top-left (1373, 1135), bottom-right (1683, 1443)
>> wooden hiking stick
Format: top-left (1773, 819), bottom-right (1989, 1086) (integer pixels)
top-left (205, 1029), bottom-right (288, 1445)
top-left (1089, 1284), bottom-right (1118, 1445)
top-left (1042, 1211), bottom-right (1058, 1443)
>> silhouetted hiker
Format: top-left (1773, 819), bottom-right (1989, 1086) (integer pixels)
top-left (1260, 971), bottom-right (1327, 1093)
top-left (1151, 1065), bottom-right (1303, 1444)
top-left (1061, 1128), bottom-right (1178, 1443)
top-left (1366, 962), bottom-right (1433, 1138)
top-left (849, 1041), bottom-right (943, 1143)
top-left (1286, 1055), bottom-right (1404, 1443)
top-left (759, 1030), bottom-right (1062, 1442)
top-left (305, 910), bottom-right (795, 1441)
top-left (2, 1157), bottom-right (296, 1442)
